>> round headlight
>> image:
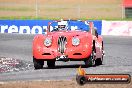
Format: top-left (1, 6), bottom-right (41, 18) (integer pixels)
top-left (72, 37), bottom-right (80, 46)
top-left (44, 38), bottom-right (52, 47)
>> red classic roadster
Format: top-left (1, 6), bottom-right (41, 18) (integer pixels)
top-left (32, 20), bottom-right (104, 69)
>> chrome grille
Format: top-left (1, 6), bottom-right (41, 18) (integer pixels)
top-left (58, 36), bottom-right (67, 54)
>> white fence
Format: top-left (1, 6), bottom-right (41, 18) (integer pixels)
top-left (102, 21), bottom-right (132, 36)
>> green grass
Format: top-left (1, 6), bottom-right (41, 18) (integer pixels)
top-left (0, 16), bottom-right (132, 20)
top-left (44, 8), bottom-right (68, 11)
top-left (0, 16), bottom-right (62, 20)
top-left (0, 7), bottom-right (33, 11)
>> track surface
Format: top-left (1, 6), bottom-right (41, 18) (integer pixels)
top-left (0, 34), bottom-right (132, 81)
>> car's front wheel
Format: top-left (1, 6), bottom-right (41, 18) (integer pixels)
top-left (84, 42), bottom-right (96, 67)
top-left (47, 60), bottom-right (55, 68)
top-left (84, 49), bottom-right (96, 67)
top-left (33, 57), bottom-right (44, 69)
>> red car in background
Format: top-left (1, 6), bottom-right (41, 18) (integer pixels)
top-left (32, 20), bottom-right (104, 69)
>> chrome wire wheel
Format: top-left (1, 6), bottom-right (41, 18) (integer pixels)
top-left (84, 47), bottom-right (96, 67)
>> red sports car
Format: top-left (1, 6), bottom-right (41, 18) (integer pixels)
top-left (32, 20), bottom-right (104, 69)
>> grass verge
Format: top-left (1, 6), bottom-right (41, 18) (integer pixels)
top-left (0, 16), bottom-right (132, 20)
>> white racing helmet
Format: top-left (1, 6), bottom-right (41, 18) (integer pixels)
top-left (58, 20), bottom-right (68, 30)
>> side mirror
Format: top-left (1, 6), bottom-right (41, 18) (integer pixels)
top-left (94, 27), bottom-right (98, 38)
top-left (96, 32), bottom-right (98, 38)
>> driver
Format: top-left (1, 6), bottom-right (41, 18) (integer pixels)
top-left (58, 21), bottom-right (68, 30)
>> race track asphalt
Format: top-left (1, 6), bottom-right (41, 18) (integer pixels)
top-left (0, 34), bottom-right (132, 81)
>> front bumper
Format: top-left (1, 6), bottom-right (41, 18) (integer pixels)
top-left (33, 46), bottom-right (92, 60)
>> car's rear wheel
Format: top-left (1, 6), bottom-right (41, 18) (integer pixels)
top-left (95, 41), bottom-right (104, 65)
top-left (47, 60), bottom-right (55, 68)
top-left (95, 58), bottom-right (102, 65)
top-left (33, 57), bottom-right (44, 69)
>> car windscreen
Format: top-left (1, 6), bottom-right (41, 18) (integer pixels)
top-left (49, 21), bottom-right (90, 32)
